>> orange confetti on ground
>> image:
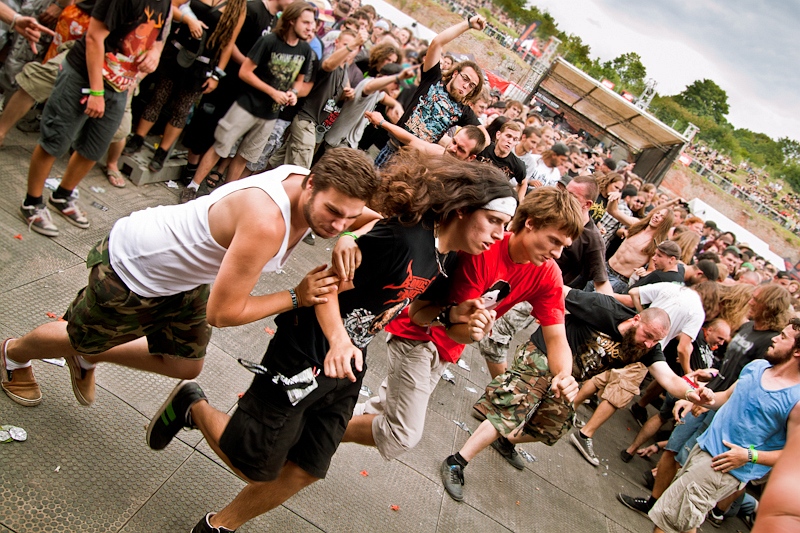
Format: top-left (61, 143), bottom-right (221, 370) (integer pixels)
top-left (390, 505), bottom-right (399, 511)
top-left (264, 327), bottom-right (276, 335)
top-left (360, 470), bottom-right (368, 477)
top-left (46, 312), bottom-right (58, 319)
top-left (515, 501), bottom-right (520, 505)
top-left (13, 234), bottom-right (23, 240)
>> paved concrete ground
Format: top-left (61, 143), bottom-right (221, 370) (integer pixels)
top-left (0, 128), bottom-right (749, 532)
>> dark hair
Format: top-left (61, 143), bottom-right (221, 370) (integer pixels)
top-left (307, 147), bottom-right (379, 202)
top-left (790, 317), bottom-right (800, 352)
top-left (621, 184), bottom-right (638, 199)
top-left (206, 0), bottom-right (246, 60)
top-left (510, 186), bottom-right (583, 240)
top-left (696, 251), bottom-right (721, 263)
top-left (274, 1), bottom-right (316, 41)
top-left (498, 121), bottom-right (523, 135)
top-left (695, 259), bottom-right (719, 283)
top-left (369, 42), bottom-right (402, 74)
top-left (378, 62), bottom-right (402, 76)
top-left (485, 116), bottom-right (509, 142)
top-left (522, 126), bottom-right (539, 138)
top-left (375, 149), bottom-right (515, 226)
top-left (456, 125), bottom-right (487, 155)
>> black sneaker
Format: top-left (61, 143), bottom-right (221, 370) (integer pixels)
top-left (191, 513), bottom-right (236, 532)
top-left (617, 493), bottom-right (652, 518)
top-left (146, 380), bottom-right (206, 450)
top-left (706, 509), bottom-right (724, 528)
top-left (123, 134), bottom-right (145, 155)
top-left (630, 403), bottom-right (648, 427)
top-left (570, 430), bottom-right (600, 466)
top-left (620, 449), bottom-right (634, 463)
top-left (148, 147), bottom-right (168, 173)
top-left (441, 459), bottom-right (465, 502)
top-left (490, 436), bottom-right (525, 470)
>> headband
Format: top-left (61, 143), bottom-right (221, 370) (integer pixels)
top-left (482, 196), bottom-right (517, 218)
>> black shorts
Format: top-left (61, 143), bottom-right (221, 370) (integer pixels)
top-left (219, 365), bottom-right (364, 481)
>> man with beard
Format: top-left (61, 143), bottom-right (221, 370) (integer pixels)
top-left (617, 283), bottom-right (792, 520)
top-left (569, 281), bottom-right (718, 466)
top-left (441, 289), bottom-right (715, 502)
top-left (644, 319), bottom-right (800, 533)
top-left (1, 149), bottom-right (380, 408)
top-left (373, 16), bottom-right (486, 167)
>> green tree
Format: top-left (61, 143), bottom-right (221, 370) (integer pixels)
top-left (609, 52), bottom-right (647, 92)
top-left (675, 79), bottom-right (730, 124)
top-left (560, 33), bottom-right (592, 70)
top-left (779, 137), bottom-right (800, 164)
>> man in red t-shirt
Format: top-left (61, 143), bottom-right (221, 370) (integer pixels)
top-left (341, 187), bottom-right (584, 461)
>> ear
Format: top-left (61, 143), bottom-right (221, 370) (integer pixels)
top-left (467, 154), bottom-right (476, 161)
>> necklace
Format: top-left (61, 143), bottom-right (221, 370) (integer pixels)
top-left (434, 236), bottom-right (448, 278)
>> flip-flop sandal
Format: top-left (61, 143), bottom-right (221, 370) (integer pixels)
top-left (106, 168), bottom-right (126, 188)
top-left (205, 170), bottom-right (225, 189)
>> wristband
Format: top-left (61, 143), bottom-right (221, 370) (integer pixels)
top-left (214, 66), bottom-right (227, 78)
top-left (684, 388), bottom-right (694, 401)
top-left (210, 74), bottom-right (220, 82)
top-left (10, 13), bottom-right (19, 31)
top-left (434, 305), bottom-right (454, 329)
top-left (288, 288), bottom-right (299, 309)
top-left (748, 445), bottom-right (758, 464)
top-left (379, 119), bottom-right (385, 128)
top-left (340, 231), bottom-right (358, 240)
top-left (89, 89), bottom-right (105, 97)
top-left (682, 375), bottom-right (698, 389)
top-left (344, 43), bottom-right (353, 52)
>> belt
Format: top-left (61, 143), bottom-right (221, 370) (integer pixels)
top-left (607, 263), bottom-right (630, 284)
top-left (173, 41), bottom-right (211, 64)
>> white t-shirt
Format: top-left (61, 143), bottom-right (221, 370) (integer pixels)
top-left (527, 154), bottom-right (561, 187)
top-left (516, 151), bottom-right (537, 180)
top-left (637, 282), bottom-right (705, 347)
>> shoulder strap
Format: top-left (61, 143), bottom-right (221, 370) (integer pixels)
top-left (210, 1), bottom-right (227, 14)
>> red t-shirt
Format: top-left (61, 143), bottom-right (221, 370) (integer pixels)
top-left (385, 232), bottom-right (565, 363)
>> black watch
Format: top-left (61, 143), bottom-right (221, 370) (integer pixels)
top-left (434, 305), bottom-right (454, 329)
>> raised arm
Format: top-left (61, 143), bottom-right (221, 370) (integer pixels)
top-left (365, 111), bottom-right (442, 155)
top-left (425, 15), bottom-right (485, 71)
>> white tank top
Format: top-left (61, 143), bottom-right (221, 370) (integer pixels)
top-left (109, 166), bottom-right (311, 298)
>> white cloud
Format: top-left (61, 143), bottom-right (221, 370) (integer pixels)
top-left (530, 0), bottom-right (800, 141)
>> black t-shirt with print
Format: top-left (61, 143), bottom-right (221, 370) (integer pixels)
top-left (476, 145), bottom-right (526, 185)
top-left (589, 194), bottom-right (609, 224)
top-left (707, 321), bottom-right (778, 391)
top-left (531, 290), bottom-right (665, 380)
top-left (237, 33), bottom-right (314, 119)
top-left (67, 0), bottom-right (171, 90)
top-left (394, 62), bottom-right (480, 144)
top-left (663, 328), bottom-right (713, 376)
top-left (297, 65), bottom-right (347, 126)
top-left (258, 218), bottom-right (455, 378)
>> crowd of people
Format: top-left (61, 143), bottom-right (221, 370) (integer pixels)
top-left (2, 3), bottom-right (799, 533)
top-left (685, 143), bottom-right (800, 235)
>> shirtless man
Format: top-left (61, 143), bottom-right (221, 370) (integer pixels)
top-left (1, 148), bottom-right (380, 407)
top-left (603, 207), bottom-right (674, 293)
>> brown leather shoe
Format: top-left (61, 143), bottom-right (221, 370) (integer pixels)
top-left (66, 355), bottom-right (95, 406)
top-left (1, 338), bottom-right (42, 406)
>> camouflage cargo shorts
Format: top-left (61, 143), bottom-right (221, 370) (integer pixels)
top-left (478, 301), bottom-right (535, 363)
top-left (474, 340), bottom-right (573, 445)
top-left (64, 237), bottom-right (212, 359)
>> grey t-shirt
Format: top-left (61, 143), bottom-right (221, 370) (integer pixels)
top-left (297, 65), bottom-right (348, 126)
top-left (324, 77), bottom-right (384, 148)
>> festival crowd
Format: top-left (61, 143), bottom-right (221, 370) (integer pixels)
top-left (2, 2), bottom-right (799, 533)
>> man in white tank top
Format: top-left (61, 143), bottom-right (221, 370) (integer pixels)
top-left (1, 148), bottom-right (380, 408)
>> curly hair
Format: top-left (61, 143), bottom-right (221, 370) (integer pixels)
top-left (368, 42), bottom-right (402, 75)
top-left (374, 148), bottom-right (515, 226)
top-left (596, 172), bottom-right (624, 197)
top-left (626, 207), bottom-right (674, 258)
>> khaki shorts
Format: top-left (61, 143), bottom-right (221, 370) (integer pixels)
top-left (589, 362), bottom-right (648, 409)
top-left (358, 337), bottom-right (446, 460)
top-left (64, 238), bottom-right (212, 359)
top-left (268, 117), bottom-right (316, 169)
top-left (649, 445), bottom-right (742, 533)
top-left (474, 340), bottom-right (572, 446)
top-left (111, 88), bottom-right (135, 144)
top-left (213, 102), bottom-right (277, 163)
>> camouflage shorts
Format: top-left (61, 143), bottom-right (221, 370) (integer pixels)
top-left (478, 301), bottom-right (535, 363)
top-left (474, 340), bottom-right (572, 446)
top-left (64, 237), bottom-right (212, 359)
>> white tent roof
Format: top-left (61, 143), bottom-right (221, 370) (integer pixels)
top-left (538, 58), bottom-right (688, 152)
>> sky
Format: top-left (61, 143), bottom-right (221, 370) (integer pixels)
top-left (529, 0), bottom-right (800, 142)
